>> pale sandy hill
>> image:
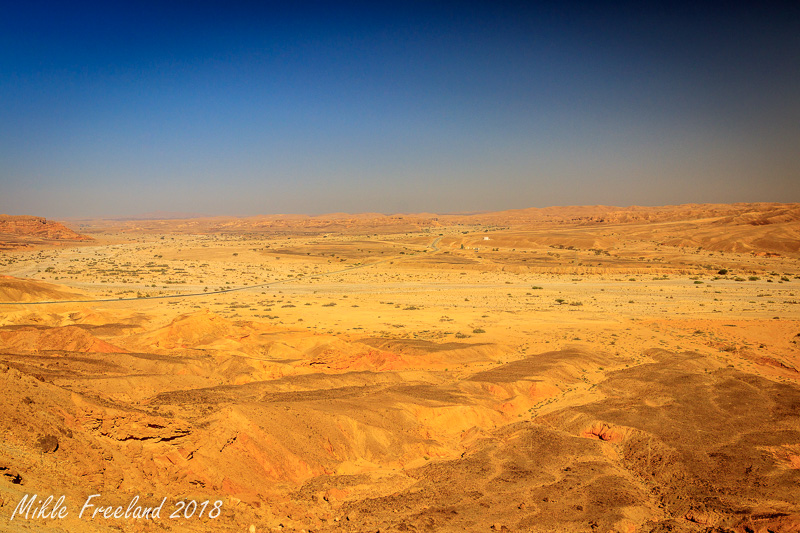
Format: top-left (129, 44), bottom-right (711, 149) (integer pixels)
top-left (139, 309), bottom-right (240, 348)
top-left (0, 276), bottom-right (86, 303)
top-left (710, 204), bottom-right (800, 226)
top-left (660, 222), bottom-right (800, 253)
top-left (127, 310), bottom-right (504, 377)
top-left (453, 202), bottom-right (795, 226)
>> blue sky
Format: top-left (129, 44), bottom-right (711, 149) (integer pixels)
top-left (1, 1), bottom-right (798, 217)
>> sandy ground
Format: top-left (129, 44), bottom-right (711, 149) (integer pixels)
top-left (1, 211), bottom-right (799, 532)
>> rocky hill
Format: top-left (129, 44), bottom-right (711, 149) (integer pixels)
top-left (0, 215), bottom-right (92, 249)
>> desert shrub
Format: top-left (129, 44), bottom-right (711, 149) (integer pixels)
top-left (748, 276), bottom-right (760, 281)
top-left (718, 269), bottom-right (728, 275)
top-left (473, 328), bottom-right (486, 334)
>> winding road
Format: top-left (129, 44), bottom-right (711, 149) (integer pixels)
top-left (0, 235), bottom-right (445, 306)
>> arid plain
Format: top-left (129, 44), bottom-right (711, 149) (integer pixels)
top-left (1, 203), bottom-right (799, 532)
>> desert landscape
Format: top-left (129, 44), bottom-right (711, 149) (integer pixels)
top-left (1, 203), bottom-right (799, 532)
top-left (4, 1), bottom-right (798, 531)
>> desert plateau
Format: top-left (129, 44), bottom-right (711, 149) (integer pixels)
top-left (0, 203), bottom-right (799, 532)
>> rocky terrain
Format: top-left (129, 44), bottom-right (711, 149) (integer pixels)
top-left (1, 203), bottom-right (799, 532)
top-left (71, 203), bottom-right (800, 255)
top-left (0, 216), bottom-right (92, 250)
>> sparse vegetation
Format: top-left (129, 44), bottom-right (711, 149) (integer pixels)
top-left (1, 204), bottom-right (795, 533)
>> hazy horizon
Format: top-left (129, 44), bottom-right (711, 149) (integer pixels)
top-left (0, 201), bottom-right (791, 224)
top-left (2, 2), bottom-right (799, 218)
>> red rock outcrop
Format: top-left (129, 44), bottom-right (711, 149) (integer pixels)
top-left (0, 215), bottom-right (92, 241)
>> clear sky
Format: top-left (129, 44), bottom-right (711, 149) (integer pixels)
top-left (1, 1), bottom-right (798, 218)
